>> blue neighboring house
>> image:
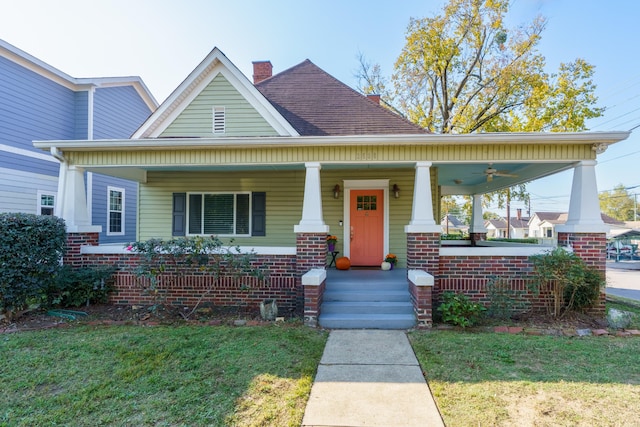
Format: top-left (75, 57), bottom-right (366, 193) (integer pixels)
top-left (0, 39), bottom-right (157, 243)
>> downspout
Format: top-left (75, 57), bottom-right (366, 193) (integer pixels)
top-left (87, 86), bottom-right (95, 140)
top-left (50, 146), bottom-right (66, 217)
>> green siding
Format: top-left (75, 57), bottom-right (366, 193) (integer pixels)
top-left (138, 168), bottom-right (433, 268)
top-left (160, 74), bottom-right (279, 138)
top-left (71, 143), bottom-right (597, 168)
top-left (139, 170), bottom-right (305, 244)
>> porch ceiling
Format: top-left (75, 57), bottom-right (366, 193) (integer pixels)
top-left (86, 160), bottom-right (577, 195)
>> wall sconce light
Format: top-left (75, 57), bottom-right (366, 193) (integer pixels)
top-left (333, 184), bottom-right (341, 199)
top-left (392, 184), bottom-right (400, 198)
top-left (339, 220), bottom-right (343, 227)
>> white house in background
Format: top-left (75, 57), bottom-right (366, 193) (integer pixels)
top-left (529, 212), bottom-right (624, 240)
top-left (485, 215), bottom-right (530, 239)
top-left (441, 214), bottom-right (468, 235)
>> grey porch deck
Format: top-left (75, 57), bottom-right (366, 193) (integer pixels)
top-left (319, 268), bottom-right (416, 329)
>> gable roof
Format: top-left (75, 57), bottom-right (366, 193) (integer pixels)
top-left (256, 60), bottom-right (428, 136)
top-left (509, 217), bottom-right (530, 229)
top-left (486, 219), bottom-right (507, 229)
top-left (532, 211), bottom-right (624, 226)
top-left (442, 214), bottom-right (467, 228)
top-left (133, 47), bottom-right (298, 139)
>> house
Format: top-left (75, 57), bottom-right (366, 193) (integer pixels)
top-left (441, 214), bottom-right (468, 236)
top-left (0, 39), bottom-right (157, 243)
top-left (529, 212), bottom-right (624, 241)
top-left (34, 47), bottom-right (630, 327)
top-left (485, 213), bottom-right (530, 239)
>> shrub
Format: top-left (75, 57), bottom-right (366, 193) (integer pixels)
top-left (128, 235), bottom-right (265, 318)
top-left (0, 213), bottom-right (66, 319)
top-left (485, 276), bottom-right (530, 319)
top-left (529, 247), bottom-right (603, 318)
top-left (437, 291), bottom-right (486, 327)
top-left (46, 265), bottom-right (116, 308)
top-left (487, 238), bottom-right (540, 244)
top-left (565, 267), bottom-right (604, 311)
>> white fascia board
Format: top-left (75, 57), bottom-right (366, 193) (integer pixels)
top-left (0, 40), bottom-right (158, 110)
top-left (0, 143), bottom-right (58, 162)
top-left (78, 77), bottom-right (159, 111)
top-left (0, 39), bottom-right (77, 90)
top-left (33, 131), bottom-right (632, 153)
top-left (132, 47), bottom-right (298, 139)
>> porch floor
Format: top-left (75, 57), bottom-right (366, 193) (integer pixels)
top-left (320, 268), bottom-right (416, 329)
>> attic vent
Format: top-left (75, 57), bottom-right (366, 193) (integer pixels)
top-left (213, 106), bottom-right (225, 134)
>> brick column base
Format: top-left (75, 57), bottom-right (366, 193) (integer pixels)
top-left (558, 231), bottom-right (607, 315)
top-left (406, 232), bottom-right (440, 273)
top-left (64, 232), bottom-right (99, 266)
top-left (407, 234), bottom-right (440, 327)
top-left (469, 232), bottom-right (487, 246)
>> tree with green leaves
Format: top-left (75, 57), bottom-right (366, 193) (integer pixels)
top-left (357, 0), bottom-right (603, 207)
top-left (358, 0), bottom-right (602, 134)
top-left (599, 184), bottom-right (637, 221)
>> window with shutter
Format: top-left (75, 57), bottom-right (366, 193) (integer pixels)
top-left (187, 192), bottom-right (252, 236)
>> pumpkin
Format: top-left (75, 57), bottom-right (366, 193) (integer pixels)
top-left (335, 256), bottom-right (351, 270)
top-left (381, 261), bottom-right (391, 271)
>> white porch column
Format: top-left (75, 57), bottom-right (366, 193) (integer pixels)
top-left (556, 160), bottom-right (608, 233)
top-left (469, 194), bottom-right (487, 233)
top-left (58, 164), bottom-right (101, 233)
top-left (405, 161), bottom-right (441, 233)
top-left (294, 162), bottom-right (329, 233)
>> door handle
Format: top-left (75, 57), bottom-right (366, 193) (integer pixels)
top-left (350, 226), bottom-right (354, 241)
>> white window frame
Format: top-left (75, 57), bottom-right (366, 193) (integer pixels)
top-left (37, 191), bottom-right (56, 216)
top-left (107, 186), bottom-right (125, 236)
top-left (186, 192), bottom-right (251, 237)
top-left (213, 106), bottom-right (226, 134)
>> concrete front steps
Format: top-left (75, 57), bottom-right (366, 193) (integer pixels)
top-left (319, 269), bottom-right (416, 329)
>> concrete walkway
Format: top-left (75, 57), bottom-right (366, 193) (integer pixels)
top-left (302, 330), bottom-right (444, 427)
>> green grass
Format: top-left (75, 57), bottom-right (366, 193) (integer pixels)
top-left (0, 324), bottom-right (327, 426)
top-left (409, 330), bottom-right (640, 426)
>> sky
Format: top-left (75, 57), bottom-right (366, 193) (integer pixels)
top-left (1, 0), bottom-right (638, 217)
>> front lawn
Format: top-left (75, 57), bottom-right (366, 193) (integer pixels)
top-left (0, 324), bottom-right (327, 426)
top-left (410, 331), bottom-right (640, 426)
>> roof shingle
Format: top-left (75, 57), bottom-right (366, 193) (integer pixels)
top-left (256, 60), bottom-right (428, 136)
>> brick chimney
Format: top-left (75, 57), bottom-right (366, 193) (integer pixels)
top-left (517, 208), bottom-right (522, 220)
top-left (252, 61), bottom-right (272, 84)
top-left (366, 94), bottom-right (381, 105)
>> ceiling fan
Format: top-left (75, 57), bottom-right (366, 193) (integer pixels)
top-left (479, 163), bottom-right (518, 182)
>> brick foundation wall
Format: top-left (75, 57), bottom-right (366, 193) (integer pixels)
top-left (438, 255), bottom-right (553, 311)
top-left (66, 239), bottom-right (301, 316)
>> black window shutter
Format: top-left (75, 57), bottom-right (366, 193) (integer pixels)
top-left (172, 193), bottom-right (186, 236)
top-left (252, 192), bottom-right (266, 236)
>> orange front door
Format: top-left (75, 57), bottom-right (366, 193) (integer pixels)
top-left (349, 189), bottom-right (384, 266)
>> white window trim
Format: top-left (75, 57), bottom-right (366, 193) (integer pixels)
top-left (107, 186), bottom-right (125, 236)
top-left (186, 191), bottom-right (252, 237)
top-left (37, 190), bottom-right (56, 216)
top-left (213, 106), bottom-right (226, 134)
